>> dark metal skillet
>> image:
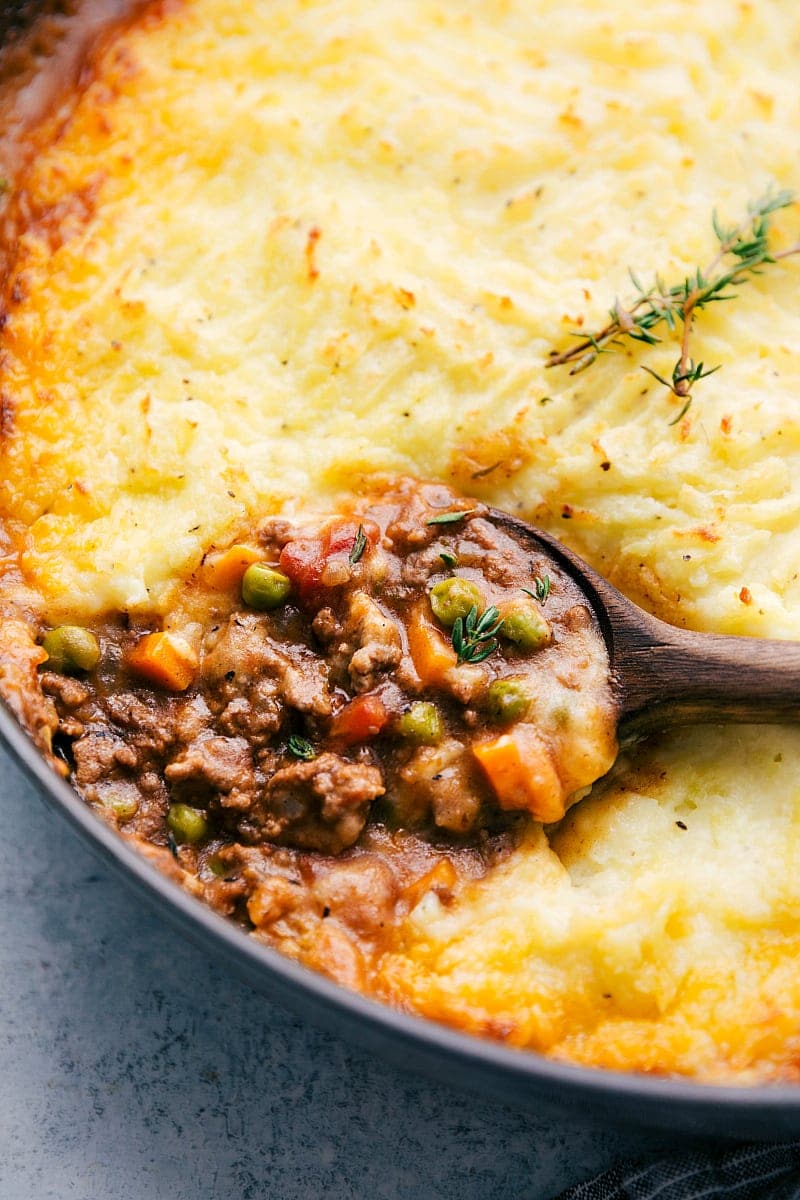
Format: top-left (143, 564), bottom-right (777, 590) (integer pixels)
top-left (494, 509), bottom-right (800, 744)
top-left (4, 0), bottom-right (800, 1155)
top-left (4, 512), bottom-right (800, 1140)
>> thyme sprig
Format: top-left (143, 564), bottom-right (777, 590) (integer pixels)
top-left (547, 188), bottom-right (800, 417)
top-left (452, 604), bottom-right (503, 664)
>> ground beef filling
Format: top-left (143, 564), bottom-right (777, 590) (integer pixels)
top-left (32, 479), bottom-right (616, 988)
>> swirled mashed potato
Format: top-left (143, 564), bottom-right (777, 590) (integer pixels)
top-left (2, 0), bottom-right (800, 1080)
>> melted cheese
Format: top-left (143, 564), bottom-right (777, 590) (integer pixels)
top-left (3, 0), bottom-right (800, 1080)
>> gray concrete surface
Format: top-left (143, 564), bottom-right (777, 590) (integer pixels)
top-left (0, 743), bottom-right (675, 1199)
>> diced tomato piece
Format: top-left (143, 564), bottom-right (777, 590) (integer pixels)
top-left (280, 520), bottom-right (380, 600)
top-left (326, 521), bottom-right (362, 556)
top-left (279, 536), bottom-right (326, 598)
top-left (331, 693), bottom-right (390, 744)
top-left (326, 519), bottom-right (380, 557)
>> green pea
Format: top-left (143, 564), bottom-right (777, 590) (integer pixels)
top-left (104, 793), bottom-right (139, 822)
top-left (429, 577), bottom-right (483, 628)
top-left (241, 563), bottom-right (291, 610)
top-left (396, 701), bottom-right (444, 745)
top-left (207, 855), bottom-right (229, 878)
top-left (486, 678), bottom-right (532, 724)
top-left (167, 803), bottom-right (209, 844)
top-left (502, 606), bottom-right (551, 651)
top-left (42, 625), bottom-right (101, 674)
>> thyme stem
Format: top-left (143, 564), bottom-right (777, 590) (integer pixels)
top-left (546, 188), bottom-right (800, 416)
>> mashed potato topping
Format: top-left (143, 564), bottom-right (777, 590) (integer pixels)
top-left (2, 0), bottom-right (800, 1080)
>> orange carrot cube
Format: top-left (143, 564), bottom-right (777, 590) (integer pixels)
top-left (127, 631), bottom-right (198, 692)
top-left (202, 544), bottom-right (263, 591)
top-left (473, 726), bottom-right (565, 823)
top-left (407, 610), bottom-right (457, 685)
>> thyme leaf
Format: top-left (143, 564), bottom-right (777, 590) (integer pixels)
top-left (426, 509), bottom-right (476, 527)
top-left (547, 188), bottom-right (800, 418)
top-left (666, 397), bottom-right (694, 427)
top-left (349, 524), bottom-right (367, 565)
top-left (452, 604), bottom-right (503, 664)
top-left (288, 735), bottom-right (316, 761)
top-left (524, 575), bottom-right (551, 604)
top-left (439, 550), bottom-right (458, 568)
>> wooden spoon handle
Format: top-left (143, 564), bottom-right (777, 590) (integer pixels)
top-left (510, 520), bottom-right (800, 738)
top-left (612, 613), bottom-right (800, 737)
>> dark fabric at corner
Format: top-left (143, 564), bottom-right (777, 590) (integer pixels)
top-left (555, 1141), bottom-right (800, 1200)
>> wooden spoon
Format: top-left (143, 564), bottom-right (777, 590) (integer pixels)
top-left (493, 511), bottom-right (800, 742)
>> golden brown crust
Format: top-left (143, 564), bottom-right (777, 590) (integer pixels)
top-left (0, 0), bottom-right (166, 352)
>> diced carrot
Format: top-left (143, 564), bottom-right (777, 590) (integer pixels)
top-left (202, 544), bottom-right (263, 591)
top-left (472, 726), bottom-right (566, 823)
top-left (127, 631), bottom-right (198, 692)
top-left (331, 692), bottom-right (390, 744)
top-left (407, 609), bottom-right (457, 686)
